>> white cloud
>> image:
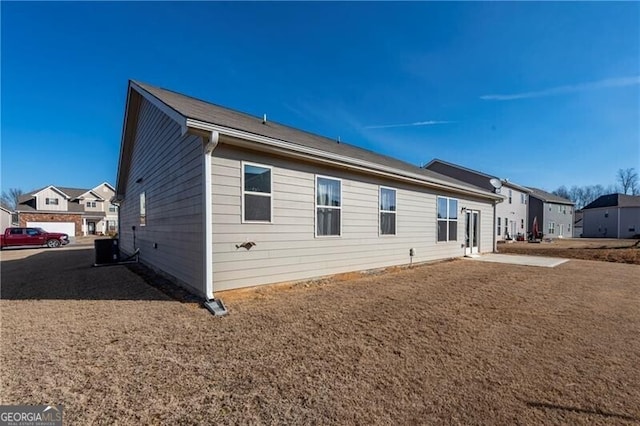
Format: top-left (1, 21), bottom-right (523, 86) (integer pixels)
top-left (481, 75), bottom-right (640, 101)
top-left (364, 120), bottom-right (454, 130)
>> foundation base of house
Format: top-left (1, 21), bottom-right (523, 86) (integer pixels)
top-left (204, 299), bottom-right (228, 316)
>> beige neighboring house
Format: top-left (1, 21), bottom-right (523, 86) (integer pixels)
top-left (15, 182), bottom-right (118, 236)
top-left (115, 80), bottom-right (502, 309)
top-left (0, 205), bottom-right (13, 232)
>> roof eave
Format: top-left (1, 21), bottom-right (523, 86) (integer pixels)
top-left (31, 185), bottom-right (71, 199)
top-left (116, 81), bottom-right (189, 198)
top-left (186, 119), bottom-right (501, 201)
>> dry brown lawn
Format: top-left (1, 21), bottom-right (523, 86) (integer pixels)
top-left (499, 238), bottom-right (640, 265)
top-left (1, 247), bottom-right (639, 424)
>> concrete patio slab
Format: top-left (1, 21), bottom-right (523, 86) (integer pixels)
top-left (466, 253), bottom-right (569, 268)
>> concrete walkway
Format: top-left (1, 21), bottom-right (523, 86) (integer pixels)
top-left (466, 253), bottom-right (569, 268)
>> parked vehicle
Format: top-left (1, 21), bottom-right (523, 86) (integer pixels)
top-left (0, 227), bottom-right (70, 249)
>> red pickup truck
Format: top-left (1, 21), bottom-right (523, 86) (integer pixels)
top-left (0, 227), bottom-right (70, 249)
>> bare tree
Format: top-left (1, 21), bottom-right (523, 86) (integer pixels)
top-left (552, 185), bottom-right (571, 200)
top-left (617, 168), bottom-right (639, 195)
top-left (553, 169), bottom-right (637, 209)
top-left (0, 188), bottom-right (24, 211)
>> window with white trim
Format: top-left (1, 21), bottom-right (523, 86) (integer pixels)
top-left (86, 201), bottom-right (97, 208)
top-left (548, 221), bottom-right (555, 234)
top-left (46, 198), bottom-right (59, 205)
top-left (508, 189), bottom-right (512, 204)
top-left (109, 205), bottom-right (117, 213)
top-left (437, 196), bottom-right (458, 242)
top-left (316, 176), bottom-right (341, 236)
top-left (140, 192), bottom-right (146, 226)
top-left (379, 187), bottom-right (396, 235)
top-left (242, 162), bottom-right (272, 222)
top-left (497, 217), bottom-right (501, 235)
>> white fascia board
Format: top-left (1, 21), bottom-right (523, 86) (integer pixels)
top-left (502, 181), bottom-right (531, 193)
top-left (186, 119), bottom-right (501, 201)
top-left (75, 190), bottom-right (105, 201)
top-left (32, 185), bottom-right (71, 200)
top-left (93, 182), bottom-right (116, 192)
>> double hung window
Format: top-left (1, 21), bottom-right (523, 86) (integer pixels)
top-left (242, 162), bottom-right (272, 222)
top-left (379, 187), bottom-right (396, 235)
top-left (316, 176), bottom-right (341, 237)
top-left (437, 196), bottom-right (458, 242)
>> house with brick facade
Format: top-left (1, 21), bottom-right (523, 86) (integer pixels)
top-left (15, 182), bottom-right (118, 237)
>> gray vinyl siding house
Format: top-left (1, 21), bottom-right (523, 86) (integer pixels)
top-left (573, 210), bottom-right (583, 238)
top-left (115, 81), bottom-right (501, 303)
top-left (424, 159), bottom-right (530, 241)
top-left (526, 187), bottom-right (574, 238)
top-left (581, 194), bottom-right (640, 239)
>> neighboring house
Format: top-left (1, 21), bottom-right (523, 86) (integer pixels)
top-left (0, 205), bottom-right (12, 232)
top-left (573, 210), bottom-right (583, 238)
top-left (581, 194), bottom-right (640, 239)
top-left (115, 81), bottom-right (502, 304)
top-left (526, 187), bottom-right (574, 239)
top-left (15, 183), bottom-right (119, 236)
top-left (424, 159), bottom-right (530, 241)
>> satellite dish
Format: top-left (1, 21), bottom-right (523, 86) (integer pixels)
top-left (489, 178), bottom-right (503, 189)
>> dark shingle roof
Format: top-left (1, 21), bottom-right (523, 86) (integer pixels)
top-left (583, 194), bottom-right (640, 209)
top-left (133, 81), bottom-right (498, 197)
top-left (526, 187), bottom-right (574, 205)
top-left (18, 186), bottom-right (92, 213)
top-left (58, 187), bottom-right (93, 199)
top-left (425, 158), bottom-right (531, 193)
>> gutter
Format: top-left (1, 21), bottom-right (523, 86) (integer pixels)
top-left (186, 119), bottom-right (502, 202)
top-left (125, 83), bottom-right (500, 203)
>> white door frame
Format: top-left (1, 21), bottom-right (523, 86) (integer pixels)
top-left (465, 210), bottom-right (480, 255)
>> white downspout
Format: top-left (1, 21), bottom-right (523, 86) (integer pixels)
top-left (201, 131), bottom-right (227, 316)
top-left (493, 200), bottom-right (498, 253)
top-left (203, 131), bottom-right (218, 300)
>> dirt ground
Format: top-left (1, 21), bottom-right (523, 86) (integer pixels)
top-left (499, 238), bottom-right (640, 265)
top-left (1, 247), bottom-right (639, 424)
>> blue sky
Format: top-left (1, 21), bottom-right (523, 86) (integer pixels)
top-left (2, 2), bottom-right (639, 194)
